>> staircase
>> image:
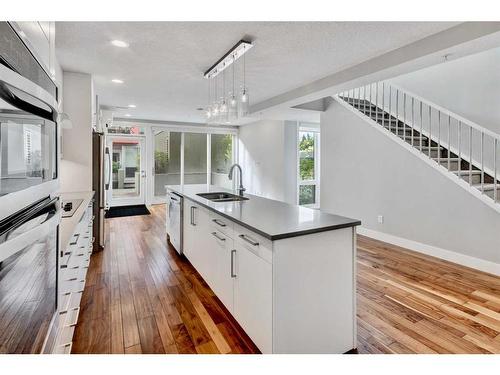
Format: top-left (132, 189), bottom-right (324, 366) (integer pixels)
top-left (336, 82), bottom-right (500, 209)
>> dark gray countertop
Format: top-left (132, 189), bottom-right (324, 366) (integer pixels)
top-left (166, 184), bottom-right (361, 241)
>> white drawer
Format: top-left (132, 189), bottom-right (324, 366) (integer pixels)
top-left (234, 223), bottom-right (273, 264)
top-left (209, 211), bottom-right (234, 238)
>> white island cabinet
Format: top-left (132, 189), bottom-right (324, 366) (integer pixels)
top-left (168, 185), bottom-right (360, 354)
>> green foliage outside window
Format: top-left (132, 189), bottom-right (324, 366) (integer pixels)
top-left (299, 133), bottom-right (315, 180)
top-left (211, 134), bottom-right (233, 173)
top-left (155, 150), bottom-right (169, 173)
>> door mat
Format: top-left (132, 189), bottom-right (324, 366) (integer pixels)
top-left (105, 205), bottom-right (151, 218)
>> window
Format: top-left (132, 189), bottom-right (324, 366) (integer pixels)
top-left (298, 127), bottom-right (320, 207)
top-left (211, 134), bottom-right (234, 189)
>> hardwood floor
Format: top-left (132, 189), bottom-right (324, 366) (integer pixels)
top-left (72, 205), bottom-right (500, 354)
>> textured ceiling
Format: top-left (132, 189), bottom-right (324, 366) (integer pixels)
top-left (55, 22), bottom-right (458, 123)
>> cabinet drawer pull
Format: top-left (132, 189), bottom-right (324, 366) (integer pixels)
top-left (66, 277), bottom-right (78, 281)
top-left (231, 250), bottom-right (236, 278)
top-left (239, 234), bottom-right (259, 246)
top-left (190, 206), bottom-right (197, 226)
top-left (211, 232), bottom-right (226, 241)
top-left (69, 233), bottom-right (80, 245)
top-left (212, 219), bottom-right (226, 227)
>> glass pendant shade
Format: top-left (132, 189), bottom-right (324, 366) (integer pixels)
top-left (228, 92), bottom-right (238, 122)
top-left (219, 97), bottom-right (228, 124)
top-left (239, 87), bottom-right (249, 116)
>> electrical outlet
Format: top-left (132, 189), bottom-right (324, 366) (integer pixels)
top-left (377, 215), bottom-right (384, 224)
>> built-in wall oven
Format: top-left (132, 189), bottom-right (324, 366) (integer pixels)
top-left (0, 22), bottom-right (59, 353)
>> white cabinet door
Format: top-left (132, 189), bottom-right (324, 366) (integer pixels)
top-left (184, 201), bottom-right (211, 281)
top-left (234, 244), bottom-right (273, 354)
top-left (209, 230), bottom-right (234, 313)
top-left (183, 200), bottom-right (195, 260)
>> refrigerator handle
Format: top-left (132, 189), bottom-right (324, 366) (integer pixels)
top-left (104, 146), bottom-right (111, 190)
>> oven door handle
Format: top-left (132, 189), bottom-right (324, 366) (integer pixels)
top-left (0, 80), bottom-right (56, 122)
top-left (0, 200), bottom-right (60, 263)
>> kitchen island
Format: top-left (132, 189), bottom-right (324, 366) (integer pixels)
top-left (166, 184), bottom-right (361, 354)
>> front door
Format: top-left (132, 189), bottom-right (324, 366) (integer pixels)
top-left (105, 135), bottom-right (146, 207)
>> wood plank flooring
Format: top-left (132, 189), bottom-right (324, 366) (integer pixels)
top-left (72, 205), bottom-right (500, 354)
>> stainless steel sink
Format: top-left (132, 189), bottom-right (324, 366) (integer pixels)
top-left (196, 192), bottom-right (249, 202)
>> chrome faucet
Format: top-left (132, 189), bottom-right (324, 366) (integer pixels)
top-left (228, 163), bottom-right (246, 196)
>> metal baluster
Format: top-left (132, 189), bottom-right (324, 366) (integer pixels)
top-left (458, 121), bottom-right (462, 174)
top-left (363, 85), bottom-right (367, 113)
top-left (437, 111), bottom-right (441, 165)
top-left (469, 126), bottom-right (473, 186)
top-left (495, 138), bottom-right (498, 203)
top-left (481, 132), bottom-right (484, 193)
top-left (447, 116), bottom-right (451, 171)
top-left (375, 83), bottom-right (379, 124)
top-left (369, 83), bottom-right (372, 118)
top-left (388, 86), bottom-right (392, 132)
top-left (396, 90), bottom-right (399, 137)
top-left (420, 101), bottom-right (423, 153)
top-left (428, 106), bottom-right (432, 158)
top-left (403, 93), bottom-right (406, 142)
top-left (382, 83), bottom-right (385, 128)
top-left (411, 97), bottom-right (414, 147)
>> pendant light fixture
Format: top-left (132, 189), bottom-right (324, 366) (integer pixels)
top-left (239, 44), bottom-right (249, 117)
top-left (228, 55), bottom-right (238, 122)
top-left (204, 39), bottom-right (253, 125)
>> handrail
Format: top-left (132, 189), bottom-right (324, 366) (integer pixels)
top-left (388, 83), bottom-right (500, 143)
top-left (338, 81), bottom-right (499, 205)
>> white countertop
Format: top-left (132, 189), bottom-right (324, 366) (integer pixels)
top-left (58, 191), bottom-right (94, 251)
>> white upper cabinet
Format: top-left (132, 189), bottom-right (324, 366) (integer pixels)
top-left (13, 21), bottom-right (56, 80)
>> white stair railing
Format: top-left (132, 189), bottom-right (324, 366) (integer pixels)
top-left (337, 82), bottom-right (500, 205)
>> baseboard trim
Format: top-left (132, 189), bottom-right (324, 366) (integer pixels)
top-left (357, 227), bottom-right (500, 277)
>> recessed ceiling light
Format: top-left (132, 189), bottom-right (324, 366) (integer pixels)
top-left (111, 79), bottom-right (124, 84)
top-left (111, 40), bottom-right (129, 48)
top-left (125, 114), bottom-right (131, 117)
top-left (128, 104), bottom-right (136, 108)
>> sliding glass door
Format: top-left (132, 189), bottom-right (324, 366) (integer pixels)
top-left (150, 128), bottom-right (235, 203)
top-left (184, 132), bottom-right (208, 184)
top-left (153, 130), bottom-right (181, 198)
top-left (210, 133), bottom-right (233, 189)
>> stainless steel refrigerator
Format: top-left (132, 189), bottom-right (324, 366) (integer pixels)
top-left (92, 131), bottom-right (106, 251)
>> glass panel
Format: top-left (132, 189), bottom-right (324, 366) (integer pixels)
top-left (0, 118), bottom-right (56, 196)
top-left (299, 185), bottom-right (316, 205)
top-left (184, 133), bottom-right (207, 184)
top-left (111, 139), bottom-right (141, 198)
top-left (211, 134), bottom-right (233, 188)
top-left (154, 130), bottom-right (181, 196)
top-left (299, 131), bottom-right (315, 181)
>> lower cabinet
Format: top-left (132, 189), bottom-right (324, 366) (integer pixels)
top-left (233, 241), bottom-right (273, 354)
top-left (182, 200), bottom-right (273, 353)
top-left (53, 199), bottom-right (94, 354)
top-left (209, 229), bottom-right (235, 312)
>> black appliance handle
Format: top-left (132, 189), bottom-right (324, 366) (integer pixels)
top-left (0, 80), bottom-right (56, 122)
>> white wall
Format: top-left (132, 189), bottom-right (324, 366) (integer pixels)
top-left (60, 72), bottom-right (93, 193)
top-left (238, 119), bottom-right (298, 203)
top-left (320, 101), bottom-right (500, 272)
top-left (238, 120), bottom-right (285, 201)
top-left (390, 47), bottom-right (500, 134)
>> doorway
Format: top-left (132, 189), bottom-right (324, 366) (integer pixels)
top-left (105, 135), bottom-right (146, 207)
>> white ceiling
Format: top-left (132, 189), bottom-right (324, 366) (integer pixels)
top-left (55, 22), bottom-right (458, 124)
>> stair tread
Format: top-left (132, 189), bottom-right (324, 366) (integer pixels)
top-left (472, 183), bottom-right (500, 191)
top-left (454, 170), bottom-right (482, 175)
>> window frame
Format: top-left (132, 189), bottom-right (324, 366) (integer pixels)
top-left (297, 124), bottom-right (320, 208)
